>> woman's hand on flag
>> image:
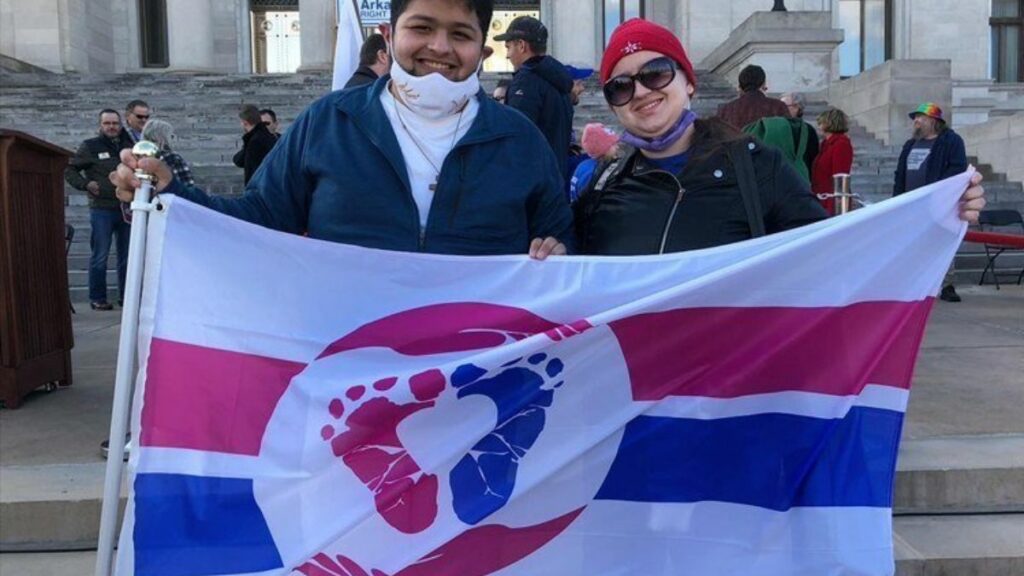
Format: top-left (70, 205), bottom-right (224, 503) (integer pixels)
top-left (959, 170), bottom-right (986, 224)
top-left (529, 237), bottom-right (567, 260)
top-left (110, 148), bottom-right (174, 202)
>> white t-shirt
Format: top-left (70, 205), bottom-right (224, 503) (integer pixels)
top-left (380, 86), bottom-right (479, 228)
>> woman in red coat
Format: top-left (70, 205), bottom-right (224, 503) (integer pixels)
top-left (811, 109), bottom-right (854, 215)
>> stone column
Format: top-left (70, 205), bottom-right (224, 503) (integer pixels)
top-left (299, 0), bottom-right (335, 72)
top-left (543, 0), bottom-right (600, 68)
top-left (166, 0), bottom-right (215, 70)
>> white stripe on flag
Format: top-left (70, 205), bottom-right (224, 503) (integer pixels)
top-left (501, 500), bottom-right (895, 576)
top-left (642, 384), bottom-right (909, 420)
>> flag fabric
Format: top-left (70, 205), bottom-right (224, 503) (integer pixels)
top-left (114, 172), bottom-right (972, 576)
top-left (331, 0), bottom-right (363, 91)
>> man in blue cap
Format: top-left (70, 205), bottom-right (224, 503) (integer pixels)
top-left (893, 102), bottom-right (968, 302)
top-left (496, 15), bottom-right (575, 180)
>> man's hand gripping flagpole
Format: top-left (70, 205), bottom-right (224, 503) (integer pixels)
top-left (94, 141), bottom-right (161, 576)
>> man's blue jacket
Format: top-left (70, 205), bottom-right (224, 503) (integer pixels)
top-left (164, 77), bottom-right (573, 255)
top-left (892, 127), bottom-right (967, 196)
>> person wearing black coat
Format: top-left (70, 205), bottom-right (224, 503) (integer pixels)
top-left (233, 104), bottom-right (277, 185)
top-left (64, 109), bottom-right (134, 309)
top-left (344, 33), bottom-right (390, 90)
top-left (892, 103), bottom-right (969, 301)
top-left (496, 16), bottom-right (574, 180)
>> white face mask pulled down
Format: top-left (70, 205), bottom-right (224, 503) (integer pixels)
top-left (389, 45), bottom-right (482, 120)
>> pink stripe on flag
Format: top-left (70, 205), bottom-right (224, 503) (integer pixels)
top-left (610, 299), bottom-right (933, 401)
top-left (140, 338), bottom-right (306, 455)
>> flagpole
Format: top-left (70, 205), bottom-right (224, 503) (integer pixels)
top-left (94, 142), bottom-right (160, 576)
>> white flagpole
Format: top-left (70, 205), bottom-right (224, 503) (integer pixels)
top-left (331, 0), bottom-right (365, 91)
top-left (94, 142), bottom-right (159, 576)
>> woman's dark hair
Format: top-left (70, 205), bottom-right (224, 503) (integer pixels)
top-left (390, 0), bottom-right (494, 41)
top-left (738, 65), bottom-right (766, 93)
top-left (689, 117), bottom-right (747, 163)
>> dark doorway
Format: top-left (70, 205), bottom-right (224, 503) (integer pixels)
top-left (139, 0), bottom-right (169, 68)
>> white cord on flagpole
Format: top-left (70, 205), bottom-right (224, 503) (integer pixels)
top-left (94, 142), bottom-right (159, 576)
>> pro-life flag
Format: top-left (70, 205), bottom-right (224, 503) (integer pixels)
top-left (114, 172), bottom-right (972, 576)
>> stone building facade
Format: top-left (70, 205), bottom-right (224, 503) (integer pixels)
top-left (0, 0), bottom-right (1014, 85)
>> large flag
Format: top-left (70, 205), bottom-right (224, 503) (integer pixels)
top-left (331, 0), bottom-right (363, 91)
top-left (114, 172), bottom-right (971, 576)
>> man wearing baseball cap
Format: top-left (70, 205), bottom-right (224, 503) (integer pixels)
top-left (893, 102), bottom-right (969, 301)
top-left (496, 15), bottom-right (575, 179)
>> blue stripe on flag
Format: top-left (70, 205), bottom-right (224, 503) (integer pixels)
top-left (134, 474), bottom-right (283, 576)
top-left (596, 407), bottom-right (903, 510)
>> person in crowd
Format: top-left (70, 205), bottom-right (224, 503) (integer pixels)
top-left (65, 109), bottom-right (133, 310)
top-left (811, 108), bottom-right (854, 215)
top-left (716, 64), bottom-right (790, 131)
top-left (142, 118), bottom-right (195, 187)
top-left (493, 78), bottom-right (511, 104)
top-left (893, 102), bottom-right (969, 302)
top-left (113, 0), bottom-right (570, 260)
top-left (571, 19), bottom-right (985, 257)
top-left (565, 65), bottom-right (592, 105)
top-left (121, 99), bottom-right (150, 143)
top-left (496, 15), bottom-right (574, 179)
top-left (780, 92), bottom-right (819, 174)
top-left (232, 103), bottom-right (277, 185)
top-left (345, 33), bottom-right (391, 89)
top-left (260, 108), bottom-right (280, 139)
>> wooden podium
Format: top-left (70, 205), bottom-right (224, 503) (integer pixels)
top-left (0, 130), bottom-right (74, 408)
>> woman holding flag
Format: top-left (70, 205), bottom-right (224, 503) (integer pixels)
top-left (572, 19), bottom-right (987, 255)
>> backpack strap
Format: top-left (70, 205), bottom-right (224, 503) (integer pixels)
top-left (727, 141), bottom-right (767, 238)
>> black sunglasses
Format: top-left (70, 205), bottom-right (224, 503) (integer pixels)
top-left (134, 114), bottom-right (150, 120)
top-left (603, 57), bottom-right (678, 107)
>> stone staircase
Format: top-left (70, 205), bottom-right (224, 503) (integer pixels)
top-left (2, 68), bottom-right (1022, 300)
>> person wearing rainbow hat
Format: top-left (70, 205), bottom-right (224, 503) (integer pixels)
top-left (572, 20), bottom-right (986, 258)
top-left (894, 102), bottom-right (969, 302)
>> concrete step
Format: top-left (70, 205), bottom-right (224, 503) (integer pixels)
top-left (0, 463), bottom-right (125, 552)
top-left (894, 514), bottom-right (1024, 576)
top-left (0, 550), bottom-right (99, 576)
top-left (895, 434), bottom-right (1024, 514)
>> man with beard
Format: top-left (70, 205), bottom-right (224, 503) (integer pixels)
top-left (893, 102), bottom-right (968, 302)
top-left (65, 109), bottom-right (133, 310)
top-left (113, 0), bottom-right (571, 259)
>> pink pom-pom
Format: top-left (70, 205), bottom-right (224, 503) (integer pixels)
top-left (581, 123), bottom-right (620, 159)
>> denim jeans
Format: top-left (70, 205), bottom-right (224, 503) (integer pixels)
top-left (89, 208), bottom-right (130, 303)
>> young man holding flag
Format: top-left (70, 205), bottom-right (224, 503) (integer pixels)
top-left (112, 0), bottom-right (571, 259)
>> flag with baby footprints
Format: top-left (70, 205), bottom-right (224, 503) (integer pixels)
top-left (116, 172), bottom-right (972, 576)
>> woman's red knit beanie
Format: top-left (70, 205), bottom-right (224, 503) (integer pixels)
top-left (600, 18), bottom-right (697, 89)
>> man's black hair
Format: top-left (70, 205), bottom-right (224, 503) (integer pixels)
top-left (496, 78), bottom-right (512, 89)
top-left (389, 0), bottom-right (494, 42)
top-left (126, 99), bottom-right (149, 112)
top-left (259, 108), bottom-right (277, 122)
top-left (359, 33), bottom-right (388, 66)
top-left (99, 108), bottom-right (121, 119)
top-left (738, 65), bottom-right (767, 93)
top-left (239, 104), bottom-right (262, 126)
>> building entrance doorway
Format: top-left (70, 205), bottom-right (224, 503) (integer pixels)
top-left (252, 0), bottom-right (302, 73)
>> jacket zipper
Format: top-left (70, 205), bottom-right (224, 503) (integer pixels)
top-left (645, 169), bottom-right (685, 255)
